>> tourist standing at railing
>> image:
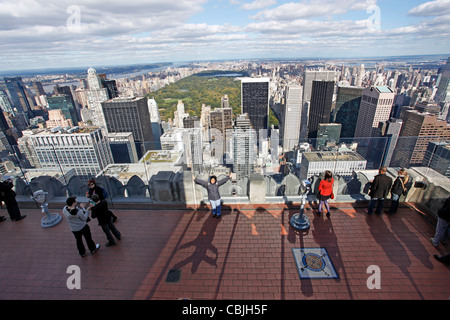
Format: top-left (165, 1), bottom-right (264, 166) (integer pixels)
top-left (86, 178), bottom-right (118, 223)
top-left (0, 179), bottom-right (26, 221)
top-left (366, 166), bottom-right (393, 215)
top-left (192, 172), bottom-right (232, 218)
top-left (317, 170), bottom-right (334, 218)
top-left (387, 168), bottom-right (409, 214)
top-left (431, 196), bottom-right (450, 247)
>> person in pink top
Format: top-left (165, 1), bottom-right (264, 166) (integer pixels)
top-left (317, 170), bottom-right (334, 217)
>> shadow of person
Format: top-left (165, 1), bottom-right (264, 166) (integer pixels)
top-left (172, 215), bottom-right (220, 273)
top-left (311, 212), bottom-right (354, 299)
top-left (366, 214), bottom-right (425, 298)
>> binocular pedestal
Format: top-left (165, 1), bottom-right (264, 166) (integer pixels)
top-left (290, 179), bottom-right (311, 231)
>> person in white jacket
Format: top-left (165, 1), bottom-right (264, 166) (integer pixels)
top-left (62, 196), bottom-right (100, 257)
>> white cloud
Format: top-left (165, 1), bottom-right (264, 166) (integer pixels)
top-left (408, 0), bottom-right (450, 17)
top-left (241, 0), bottom-right (276, 10)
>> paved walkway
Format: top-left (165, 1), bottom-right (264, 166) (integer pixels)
top-left (0, 202), bottom-right (448, 300)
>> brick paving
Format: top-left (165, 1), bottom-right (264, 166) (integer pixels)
top-left (0, 202), bottom-right (449, 300)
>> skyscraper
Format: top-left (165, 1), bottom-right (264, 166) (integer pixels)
top-left (334, 86), bottom-right (363, 138)
top-left (354, 86), bottom-right (395, 138)
top-left (391, 110), bottom-right (450, 167)
top-left (300, 71), bottom-right (335, 140)
top-left (83, 68), bottom-right (109, 129)
top-left (148, 98), bottom-right (162, 150)
top-left (280, 85), bottom-right (302, 151)
top-left (241, 78), bottom-right (270, 132)
top-left (30, 127), bottom-right (113, 179)
top-left (101, 96), bottom-right (154, 159)
top-left (232, 114), bottom-right (257, 179)
top-left (47, 95), bottom-right (78, 126)
top-left (3, 77), bottom-right (33, 113)
top-left (308, 80), bottom-right (334, 140)
top-left (435, 57), bottom-right (450, 105)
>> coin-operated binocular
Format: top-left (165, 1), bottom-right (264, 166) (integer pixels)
top-left (31, 190), bottom-right (62, 228)
top-left (290, 179), bottom-right (311, 231)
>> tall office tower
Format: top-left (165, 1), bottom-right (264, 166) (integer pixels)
top-left (107, 132), bottom-right (139, 163)
top-left (232, 113), bottom-right (257, 179)
top-left (87, 67), bottom-right (103, 90)
top-left (30, 127), bottom-right (113, 179)
top-left (435, 57), bottom-right (450, 119)
top-left (354, 86), bottom-right (395, 138)
top-left (183, 116), bottom-right (200, 128)
top-left (182, 127), bottom-right (203, 171)
top-left (174, 100), bottom-right (189, 128)
top-left (17, 130), bottom-right (40, 168)
top-left (378, 119), bottom-right (403, 167)
top-left (422, 141), bottom-right (450, 178)
top-left (0, 90), bottom-right (14, 114)
top-left (300, 71), bottom-right (335, 140)
top-left (148, 98), bottom-right (162, 150)
top-left (101, 78), bottom-right (119, 99)
top-left (241, 77), bottom-right (270, 132)
top-left (200, 104), bottom-right (211, 141)
top-left (3, 77), bottom-right (33, 113)
top-left (210, 107), bottom-right (233, 159)
top-left (307, 80), bottom-right (334, 140)
top-left (317, 123), bottom-right (341, 150)
top-left (46, 109), bottom-right (73, 128)
top-left (391, 110), bottom-right (450, 167)
top-left (54, 85), bottom-right (80, 119)
top-left (101, 96), bottom-right (154, 159)
top-left (210, 107), bottom-right (233, 137)
top-left (280, 85), bottom-right (302, 151)
top-left (333, 86), bottom-right (363, 138)
top-left (302, 71), bottom-right (336, 105)
top-left (47, 95), bottom-right (79, 125)
top-left (221, 94), bottom-right (230, 109)
top-left (31, 82), bottom-right (46, 96)
top-left (84, 68), bottom-right (109, 129)
top-left (0, 109), bottom-right (17, 149)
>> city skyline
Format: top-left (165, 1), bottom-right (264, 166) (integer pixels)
top-left (1, 0), bottom-right (449, 71)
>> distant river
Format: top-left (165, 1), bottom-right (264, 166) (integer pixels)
top-left (42, 63), bottom-right (183, 94)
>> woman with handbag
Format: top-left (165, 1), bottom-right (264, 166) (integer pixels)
top-left (387, 168), bottom-right (409, 214)
top-left (317, 170), bottom-right (334, 218)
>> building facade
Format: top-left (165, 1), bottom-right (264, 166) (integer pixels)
top-left (241, 78), bottom-right (270, 132)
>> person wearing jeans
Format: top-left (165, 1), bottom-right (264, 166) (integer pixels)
top-left (193, 172), bottom-right (232, 218)
top-left (387, 169), bottom-right (409, 214)
top-left (317, 170), bottom-right (334, 217)
top-left (62, 197), bottom-right (100, 257)
top-left (431, 196), bottom-right (450, 247)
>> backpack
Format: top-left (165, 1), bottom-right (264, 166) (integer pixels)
top-left (100, 187), bottom-right (108, 199)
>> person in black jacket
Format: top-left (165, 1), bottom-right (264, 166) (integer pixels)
top-left (0, 179), bottom-right (26, 221)
top-left (88, 194), bottom-right (121, 247)
top-left (387, 168), bottom-right (409, 214)
top-left (431, 196), bottom-right (450, 247)
top-left (86, 178), bottom-right (118, 222)
top-left (367, 166), bottom-right (393, 215)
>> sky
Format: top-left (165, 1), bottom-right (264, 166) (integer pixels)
top-left (0, 0), bottom-right (449, 71)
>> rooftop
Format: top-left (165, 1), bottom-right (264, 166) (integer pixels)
top-left (0, 202), bottom-right (448, 300)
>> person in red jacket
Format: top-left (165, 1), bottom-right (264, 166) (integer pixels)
top-left (317, 170), bottom-right (334, 217)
